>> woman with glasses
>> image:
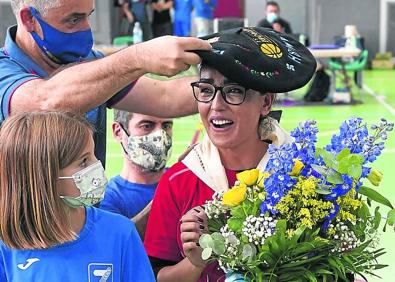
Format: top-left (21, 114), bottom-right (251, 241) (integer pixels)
top-left (144, 27), bottom-right (316, 282)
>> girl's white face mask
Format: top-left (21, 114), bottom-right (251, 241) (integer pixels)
top-left (58, 161), bottom-right (107, 208)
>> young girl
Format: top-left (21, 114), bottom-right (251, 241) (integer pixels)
top-left (0, 111), bottom-right (155, 281)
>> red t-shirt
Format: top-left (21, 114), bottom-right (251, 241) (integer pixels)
top-left (144, 162), bottom-right (237, 282)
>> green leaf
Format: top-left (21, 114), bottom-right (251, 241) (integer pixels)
top-left (211, 232), bottom-right (224, 242)
top-left (357, 202), bottom-right (371, 221)
top-left (260, 252), bottom-right (275, 265)
top-left (372, 264), bottom-right (389, 270)
top-left (373, 206), bottom-right (382, 229)
top-left (201, 247), bottom-right (212, 260)
top-left (281, 254), bottom-right (326, 268)
top-left (349, 154), bottom-right (364, 165)
top-left (347, 163), bottom-right (362, 179)
top-left (337, 160), bottom-right (348, 174)
top-left (242, 243), bottom-right (257, 261)
top-left (268, 239), bottom-right (281, 257)
top-left (311, 164), bottom-right (328, 177)
top-left (315, 269), bottom-right (333, 276)
top-left (358, 186), bottom-right (394, 209)
top-left (290, 225), bottom-right (306, 245)
top-left (338, 154), bottom-right (364, 176)
top-left (316, 148), bottom-right (335, 167)
top-left (230, 205), bottom-right (245, 218)
top-left (326, 169), bottom-right (344, 184)
top-left (386, 209), bottom-right (395, 226)
top-left (303, 271), bottom-right (318, 282)
top-left (211, 233), bottom-right (226, 255)
top-left (212, 241), bottom-right (225, 255)
top-left (336, 148), bottom-right (350, 161)
top-left (276, 219), bottom-right (287, 234)
top-left (328, 257), bottom-right (346, 279)
top-left (315, 187), bottom-right (332, 195)
top-left (199, 234), bottom-right (213, 249)
top-left (227, 217), bottom-right (244, 232)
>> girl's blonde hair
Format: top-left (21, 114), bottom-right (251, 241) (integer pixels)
top-left (0, 111), bottom-right (93, 249)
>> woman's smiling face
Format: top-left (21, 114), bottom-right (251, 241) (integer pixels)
top-left (197, 66), bottom-right (274, 151)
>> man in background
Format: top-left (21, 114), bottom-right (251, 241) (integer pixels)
top-left (257, 1), bottom-right (292, 34)
top-left (193, 0), bottom-right (217, 37)
top-left (100, 110), bottom-right (173, 236)
top-left (121, 0), bottom-right (153, 41)
top-left (173, 0), bottom-right (193, 36)
top-left (151, 0), bottom-right (173, 37)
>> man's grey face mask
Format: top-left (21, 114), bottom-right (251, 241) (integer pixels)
top-left (121, 125), bottom-right (172, 172)
top-left (58, 161), bottom-right (107, 208)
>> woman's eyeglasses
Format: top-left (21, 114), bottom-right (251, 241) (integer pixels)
top-left (191, 81), bottom-right (249, 105)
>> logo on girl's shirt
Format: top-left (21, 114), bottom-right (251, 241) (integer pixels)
top-left (88, 263), bottom-right (113, 282)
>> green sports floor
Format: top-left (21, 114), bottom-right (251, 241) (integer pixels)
top-left (105, 69), bottom-right (395, 281)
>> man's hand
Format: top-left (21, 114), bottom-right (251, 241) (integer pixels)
top-left (180, 206), bottom-right (208, 268)
top-left (134, 36), bottom-right (211, 77)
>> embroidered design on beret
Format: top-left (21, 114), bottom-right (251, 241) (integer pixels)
top-left (242, 28), bottom-right (283, 59)
top-left (193, 27), bottom-right (317, 93)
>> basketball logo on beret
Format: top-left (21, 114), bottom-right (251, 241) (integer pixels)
top-left (260, 43), bottom-right (283, 59)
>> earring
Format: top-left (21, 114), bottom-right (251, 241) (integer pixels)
top-left (258, 116), bottom-right (277, 142)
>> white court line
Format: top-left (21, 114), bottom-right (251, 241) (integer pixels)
top-left (317, 130), bottom-right (338, 137)
top-left (363, 84), bottom-right (395, 117)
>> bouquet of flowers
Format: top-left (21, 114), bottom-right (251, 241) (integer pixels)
top-left (199, 117), bottom-right (394, 282)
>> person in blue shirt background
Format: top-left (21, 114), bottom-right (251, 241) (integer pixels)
top-left (173, 0), bottom-right (193, 36)
top-left (193, 0), bottom-right (217, 37)
top-left (121, 0), bottom-right (153, 41)
top-left (1, 0), bottom-right (210, 166)
top-left (0, 111), bottom-right (155, 281)
top-left (100, 110), bottom-right (173, 238)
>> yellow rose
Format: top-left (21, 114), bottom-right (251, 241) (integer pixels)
top-left (236, 169), bottom-right (260, 186)
top-left (257, 172), bottom-right (270, 188)
top-left (290, 159), bottom-right (304, 176)
top-left (223, 183), bottom-right (247, 207)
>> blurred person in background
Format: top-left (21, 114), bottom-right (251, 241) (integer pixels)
top-left (151, 0), bottom-right (173, 37)
top-left (173, 0), bottom-right (193, 36)
top-left (271, 19), bottom-right (285, 33)
top-left (257, 1), bottom-right (292, 34)
top-left (192, 0), bottom-right (217, 37)
top-left (121, 0), bottom-right (153, 41)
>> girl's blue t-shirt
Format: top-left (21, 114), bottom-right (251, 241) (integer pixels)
top-left (0, 207), bottom-right (155, 281)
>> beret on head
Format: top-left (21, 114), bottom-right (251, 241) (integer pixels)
top-left (194, 27), bottom-right (317, 93)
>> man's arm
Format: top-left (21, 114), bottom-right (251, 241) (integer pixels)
top-left (122, 1), bottom-right (134, 23)
top-left (114, 75), bottom-right (198, 117)
top-left (9, 36), bottom-right (210, 116)
top-left (163, 0), bottom-right (173, 10)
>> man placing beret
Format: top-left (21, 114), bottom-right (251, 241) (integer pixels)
top-left (0, 0), bottom-right (211, 165)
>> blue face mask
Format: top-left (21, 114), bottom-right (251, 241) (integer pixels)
top-left (29, 7), bottom-right (93, 64)
top-left (266, 12), bottom-right (278, 24)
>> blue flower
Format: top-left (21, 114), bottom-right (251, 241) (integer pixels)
top-left (260, 173), bottom-right (295, 214)
top-left (322, 203), bottom-right (340, 231)
top-left (266, 144), bottom-right (295, 174)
